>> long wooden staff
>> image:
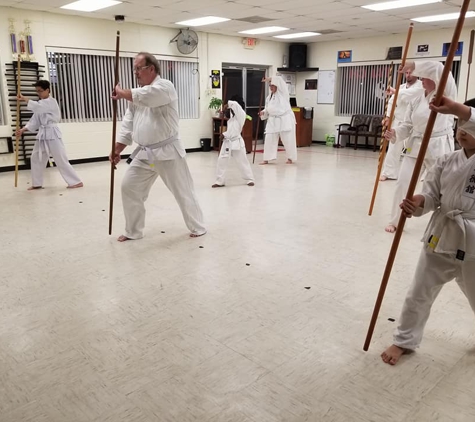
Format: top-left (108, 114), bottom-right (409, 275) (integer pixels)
top-left (465, 29), bottom-right (474, 101)
top-left (14, 56), bottom-right (21, 188)
top-left (368, 23), bottom-right (414, 216)
top-left (218, 76), bottom-right (227, 152)
top-left (363, 0), bottom-right (470, 351)
top-left (108, 30), bottom-right (120, 235)
top-left (252, 81), bottom-right (265, 164)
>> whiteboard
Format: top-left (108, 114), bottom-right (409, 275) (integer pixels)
top-left (317, 70), bottom-right (336, 104)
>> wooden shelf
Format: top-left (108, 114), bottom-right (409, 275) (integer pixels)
top-left (277, 67), bottom-right (319, 72)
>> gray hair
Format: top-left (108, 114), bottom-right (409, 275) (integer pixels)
top-left (137, 52), bottom-right (160, 74)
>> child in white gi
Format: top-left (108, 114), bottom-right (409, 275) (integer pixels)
top-left (16, 80), bottom-right (83, 190)
top-left (212, 96), bottom-right (254, 188)
top-left (382, 97), bottom-right (475, 365)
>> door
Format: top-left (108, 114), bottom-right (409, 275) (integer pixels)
top-left (222, 64), bottom-right (267, 140)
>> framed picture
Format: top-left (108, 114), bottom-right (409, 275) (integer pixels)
top-left (337, 50), bottom-right (352, 63)
top-left (305, 79), bottom-right (318, 90)
top-left (442, 41), bottom-right (463, 57)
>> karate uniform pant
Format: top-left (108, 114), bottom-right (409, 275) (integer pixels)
top-left (215, 146), bottom-right (254, 186)
top-left (31, 138), bottom-right (82, 187)
top-left (388, 155), bottom-right (435, 227)
top-left (263, 129), bottom-right (297, 162)
top-left (121, 157), bottom-right (206, 239)
top-left (394, 248), bottom-right (475, 350)
top-left (381, 138), bottom-right (404, 180)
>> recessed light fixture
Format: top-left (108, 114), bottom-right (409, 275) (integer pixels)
top-left (239, 26), bottom-right (289, 35)
top-left (362, 0), bottom-right (441, 11)
top-left (412, 11), bottom-right (475, 22)
top-left (274, 32), bottom-right (320, 39)
top-left (61, 0), bottom-right (121, 12)
top-left (175, 16), bottom-right (230, 26)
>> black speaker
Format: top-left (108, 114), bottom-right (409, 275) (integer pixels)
top-left (289, 44), bottom-right (307, 69)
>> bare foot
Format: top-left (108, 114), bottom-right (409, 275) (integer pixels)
top-left (380, 175), bottom-right (388, 181)
top-left (381, 344), bottom-right (406, 365)
top-left (117, 235), bottom-right (131, 242)
top-left (27, 186), bottom-right (43, 191)
top-left (385, 224), bottom-right (396, 233)
top-left (259, 161), bottom-right (269, 165)
top-left (67, 182), bottom-right (84, 189)
top-left (212, 184), bottom-right (224, 188)
top-left (190, 231), bottom-right (206, 238)
top-left (247, 182), bottom-right (255, 186)
top-left (286, 159), bottom-right (293, 164)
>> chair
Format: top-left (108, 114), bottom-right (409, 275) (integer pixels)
top-left (337, 114), bottom-right (370, 148)
top-left (354, 115), bottom-right (384, 151)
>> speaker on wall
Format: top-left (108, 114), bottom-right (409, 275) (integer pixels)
top-left (289, 44), bottom-right (307, 69)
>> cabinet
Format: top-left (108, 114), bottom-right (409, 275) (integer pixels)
top-left (212, 117), bottom-right (253, 153)
top-left (293, 107), bottom-right (313, 147)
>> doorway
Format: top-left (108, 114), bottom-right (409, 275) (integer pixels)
top-left (222, 64), bottom-right (267, 140)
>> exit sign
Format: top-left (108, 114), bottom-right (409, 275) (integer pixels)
top-left (243, 37), bottom-right (257, 49)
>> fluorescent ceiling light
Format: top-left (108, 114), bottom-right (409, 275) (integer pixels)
top-left (61, 0), bottom-right (121, 12)
top-left (176, 16), bottom-right (230, 26)
top-left (362, 0), bottom-right (441, 11)
top-left (274, 32), bottom-right (320, 39)
top-left (239, 26), bottom-right (289, 35)
top-left (412, 11), bottom-right (475, 22)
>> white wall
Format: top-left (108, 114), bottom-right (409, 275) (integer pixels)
top-left (297, 26), bottom-right (475, 141)
top-left (0, 7), bottom-right (287, 168)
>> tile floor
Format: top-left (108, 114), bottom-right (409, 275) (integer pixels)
top-left (0, 145), bottom-right (474, 421)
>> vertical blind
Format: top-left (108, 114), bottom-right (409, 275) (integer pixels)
top-left (336, 60), bottom-right (461, 117)
top-left (47, 51), bottom-right (199, 122)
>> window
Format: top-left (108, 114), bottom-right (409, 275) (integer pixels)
top-left (336, 60), bottom-right (461, 117)
top-left (47, 51), bottom-right (199, 122)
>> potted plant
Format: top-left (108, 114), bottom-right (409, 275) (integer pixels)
top-left (208, 97), bottom-right (223, 117)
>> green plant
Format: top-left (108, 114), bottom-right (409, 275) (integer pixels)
top-left (208, 97), bottom-right (222, 110)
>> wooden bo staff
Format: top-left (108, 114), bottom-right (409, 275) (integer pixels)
top-left (108, 30), bottom-right (120, 235)
top-left (368, 23), bottom-right (414, 216)
top-left (363, 0), bottom-right (471, 352)
top-left (253, 81), bottom-right (265, 164)
top-left (218, 76), bottom-right (228, 153)
top-left (465, 29), bottom-right (474, 102)
top-left (14, 57), bottom-right (21, 188)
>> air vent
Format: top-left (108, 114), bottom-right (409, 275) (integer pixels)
top-left (236, 16), bottom-right (275, 24)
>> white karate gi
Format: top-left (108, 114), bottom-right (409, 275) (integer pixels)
top-left (388, 62), bottom-right (456, 227)
top-left (260, 75), bottom-right (297, 162)
top-left (25, 97), bottom-right (81, 187)
top-left (382, 80), bottom-right (423, 180)
top-left (214, 100), bottom-right (254, 186)
top-left (394, 112), bottom-right (475, 349)
top-left (118, 76), bottom-right (205, 239)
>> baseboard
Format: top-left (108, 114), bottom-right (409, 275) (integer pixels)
top-left (0, 148), bottom-right (206, 173)
top-left (312, 140), bottom-right (326, 145)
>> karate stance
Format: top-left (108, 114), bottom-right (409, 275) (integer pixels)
top-left (382, 97), bottom-right (475, 365)
top-left (384, 61), bottom-right (456, 233)
top-left (16, 80), bottom-right (83, 190)
top-left (110, 52), bottom-right (206, 242)
top-left (380, 72), bottom-right (422, 181)
top-left (259, 75), bottom-right (297, 165)
top-left (212, 96), bottom-right (254, 188)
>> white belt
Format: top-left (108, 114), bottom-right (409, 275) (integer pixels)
top-left (37, 124), bottom-right (57, 164)
top-left (127, 136), bottom-right (177, 167)
top-left (424, 208), bottom-right (475, 260)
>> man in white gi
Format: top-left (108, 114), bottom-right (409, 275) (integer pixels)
top-left (16, 80), bottom-right (83, 190)
top-left (259, 75), bottom-right (297, 165)
top-left (110, 52), bottom-right (206, 242)
top-left (380, 71), bottom-right (422, 181)
top-left (384, 61), bottom-right (456, 233)
top-left (212, 96), bottom-right (254, 188)
top-left (382, 96), bottom-right (475, 365)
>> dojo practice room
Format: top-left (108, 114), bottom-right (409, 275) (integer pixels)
top-left (1, 0), bottom-right (475, 420)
